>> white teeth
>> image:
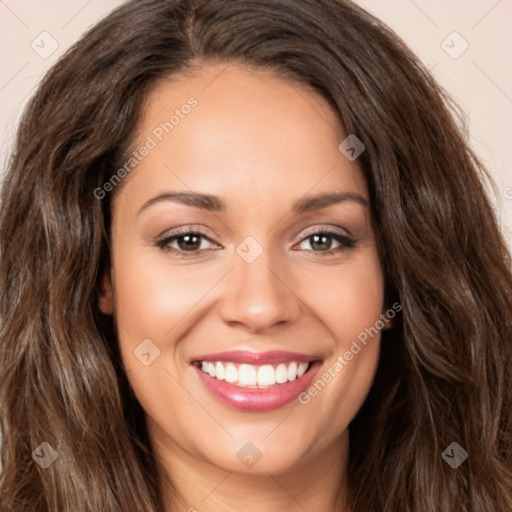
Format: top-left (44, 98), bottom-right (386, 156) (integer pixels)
top-left (238, 364), bottom-right (257, 385)
top-left (275, 363), bottom-right (288, 383)
top-left (215, 361), bottom-right (225, 380)
top-left (225, 362), bottom-right (238, 383)
top-left (297, 361), bottom-right (308, 378)
top-left (257, 365), bottom-right (275, 386)
top-left (197, 360), bottom-right (311, 387)
top-left (287, 362), bottom-right (298, 381)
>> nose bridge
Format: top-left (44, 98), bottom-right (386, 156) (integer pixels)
top-left (218, 237), bottom-right (302, 332)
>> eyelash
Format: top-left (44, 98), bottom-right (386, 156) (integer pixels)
top-left (155, 226), bottom-right (357, 258)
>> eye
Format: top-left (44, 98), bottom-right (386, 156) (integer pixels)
top-left (294, 229), bottom-right (356, 255)
top-left (156, 229), bottom-right (219, 257)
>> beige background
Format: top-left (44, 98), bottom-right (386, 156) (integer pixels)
top-left (0, 0), bottom-right (511, 477)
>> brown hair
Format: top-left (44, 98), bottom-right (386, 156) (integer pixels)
top-left (1, 0), bottom-right (511, 510)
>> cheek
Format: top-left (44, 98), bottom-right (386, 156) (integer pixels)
top-left (110, 247), bottom-right (214, 422)
top-left (110, 242), bottom-right (235, 406)
top-left (295, 250), bottom-right (385, 414)
top-left (301, 250), bottom-right (385, 346)
top-left (112, 246), bottom-right (219, 342)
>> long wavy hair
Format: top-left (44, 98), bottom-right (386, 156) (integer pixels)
top-left (1, 0), bottom-right (511, 510)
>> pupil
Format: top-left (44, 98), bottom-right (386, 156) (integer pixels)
top-left (179, 234), bottom-right (200, 251)
top-left (312, 234), bottom-right (330, 251)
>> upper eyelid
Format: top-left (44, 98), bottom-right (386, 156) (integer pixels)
top-left (299, 224), bottom-right (352, 239)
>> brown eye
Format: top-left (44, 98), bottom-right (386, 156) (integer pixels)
top-left (174, 233), bottom-right (202, 251)
top-left (156, 230), bottom-right (217, 256)
top-left (296, 230), bottom-right (356, 254)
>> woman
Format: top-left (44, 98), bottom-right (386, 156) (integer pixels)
top-left (1, 0), bottom-right (511, 510)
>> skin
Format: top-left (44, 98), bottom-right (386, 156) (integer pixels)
top-left (98, 62), bottom-right (391, 512)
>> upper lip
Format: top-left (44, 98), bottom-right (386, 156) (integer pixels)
top-left (191, 350), bottom-right (320, 365)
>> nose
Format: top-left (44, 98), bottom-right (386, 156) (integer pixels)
top-left (218, 249), bottom-right (303, 334)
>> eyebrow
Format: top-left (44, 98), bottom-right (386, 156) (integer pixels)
top-left (136, 190), bottom-right (369, 216)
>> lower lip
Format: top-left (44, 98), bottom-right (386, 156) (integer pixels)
top-left (193, 361), bottom-right (322, 411)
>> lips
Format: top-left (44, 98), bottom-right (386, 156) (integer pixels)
top-left (190, 350), bottom-right (323, 411)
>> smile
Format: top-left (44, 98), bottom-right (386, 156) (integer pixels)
top-left (190, 350), bottom-right (322, 411)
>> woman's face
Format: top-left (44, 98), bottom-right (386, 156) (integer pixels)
top-left (99, 62), bottom-right (388, 477)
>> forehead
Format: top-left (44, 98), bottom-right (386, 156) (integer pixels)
top-left (116, 62), bottom-right (368, 211)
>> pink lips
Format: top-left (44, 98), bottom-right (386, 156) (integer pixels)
top-left (191, 350), bottom-right (322, 411)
